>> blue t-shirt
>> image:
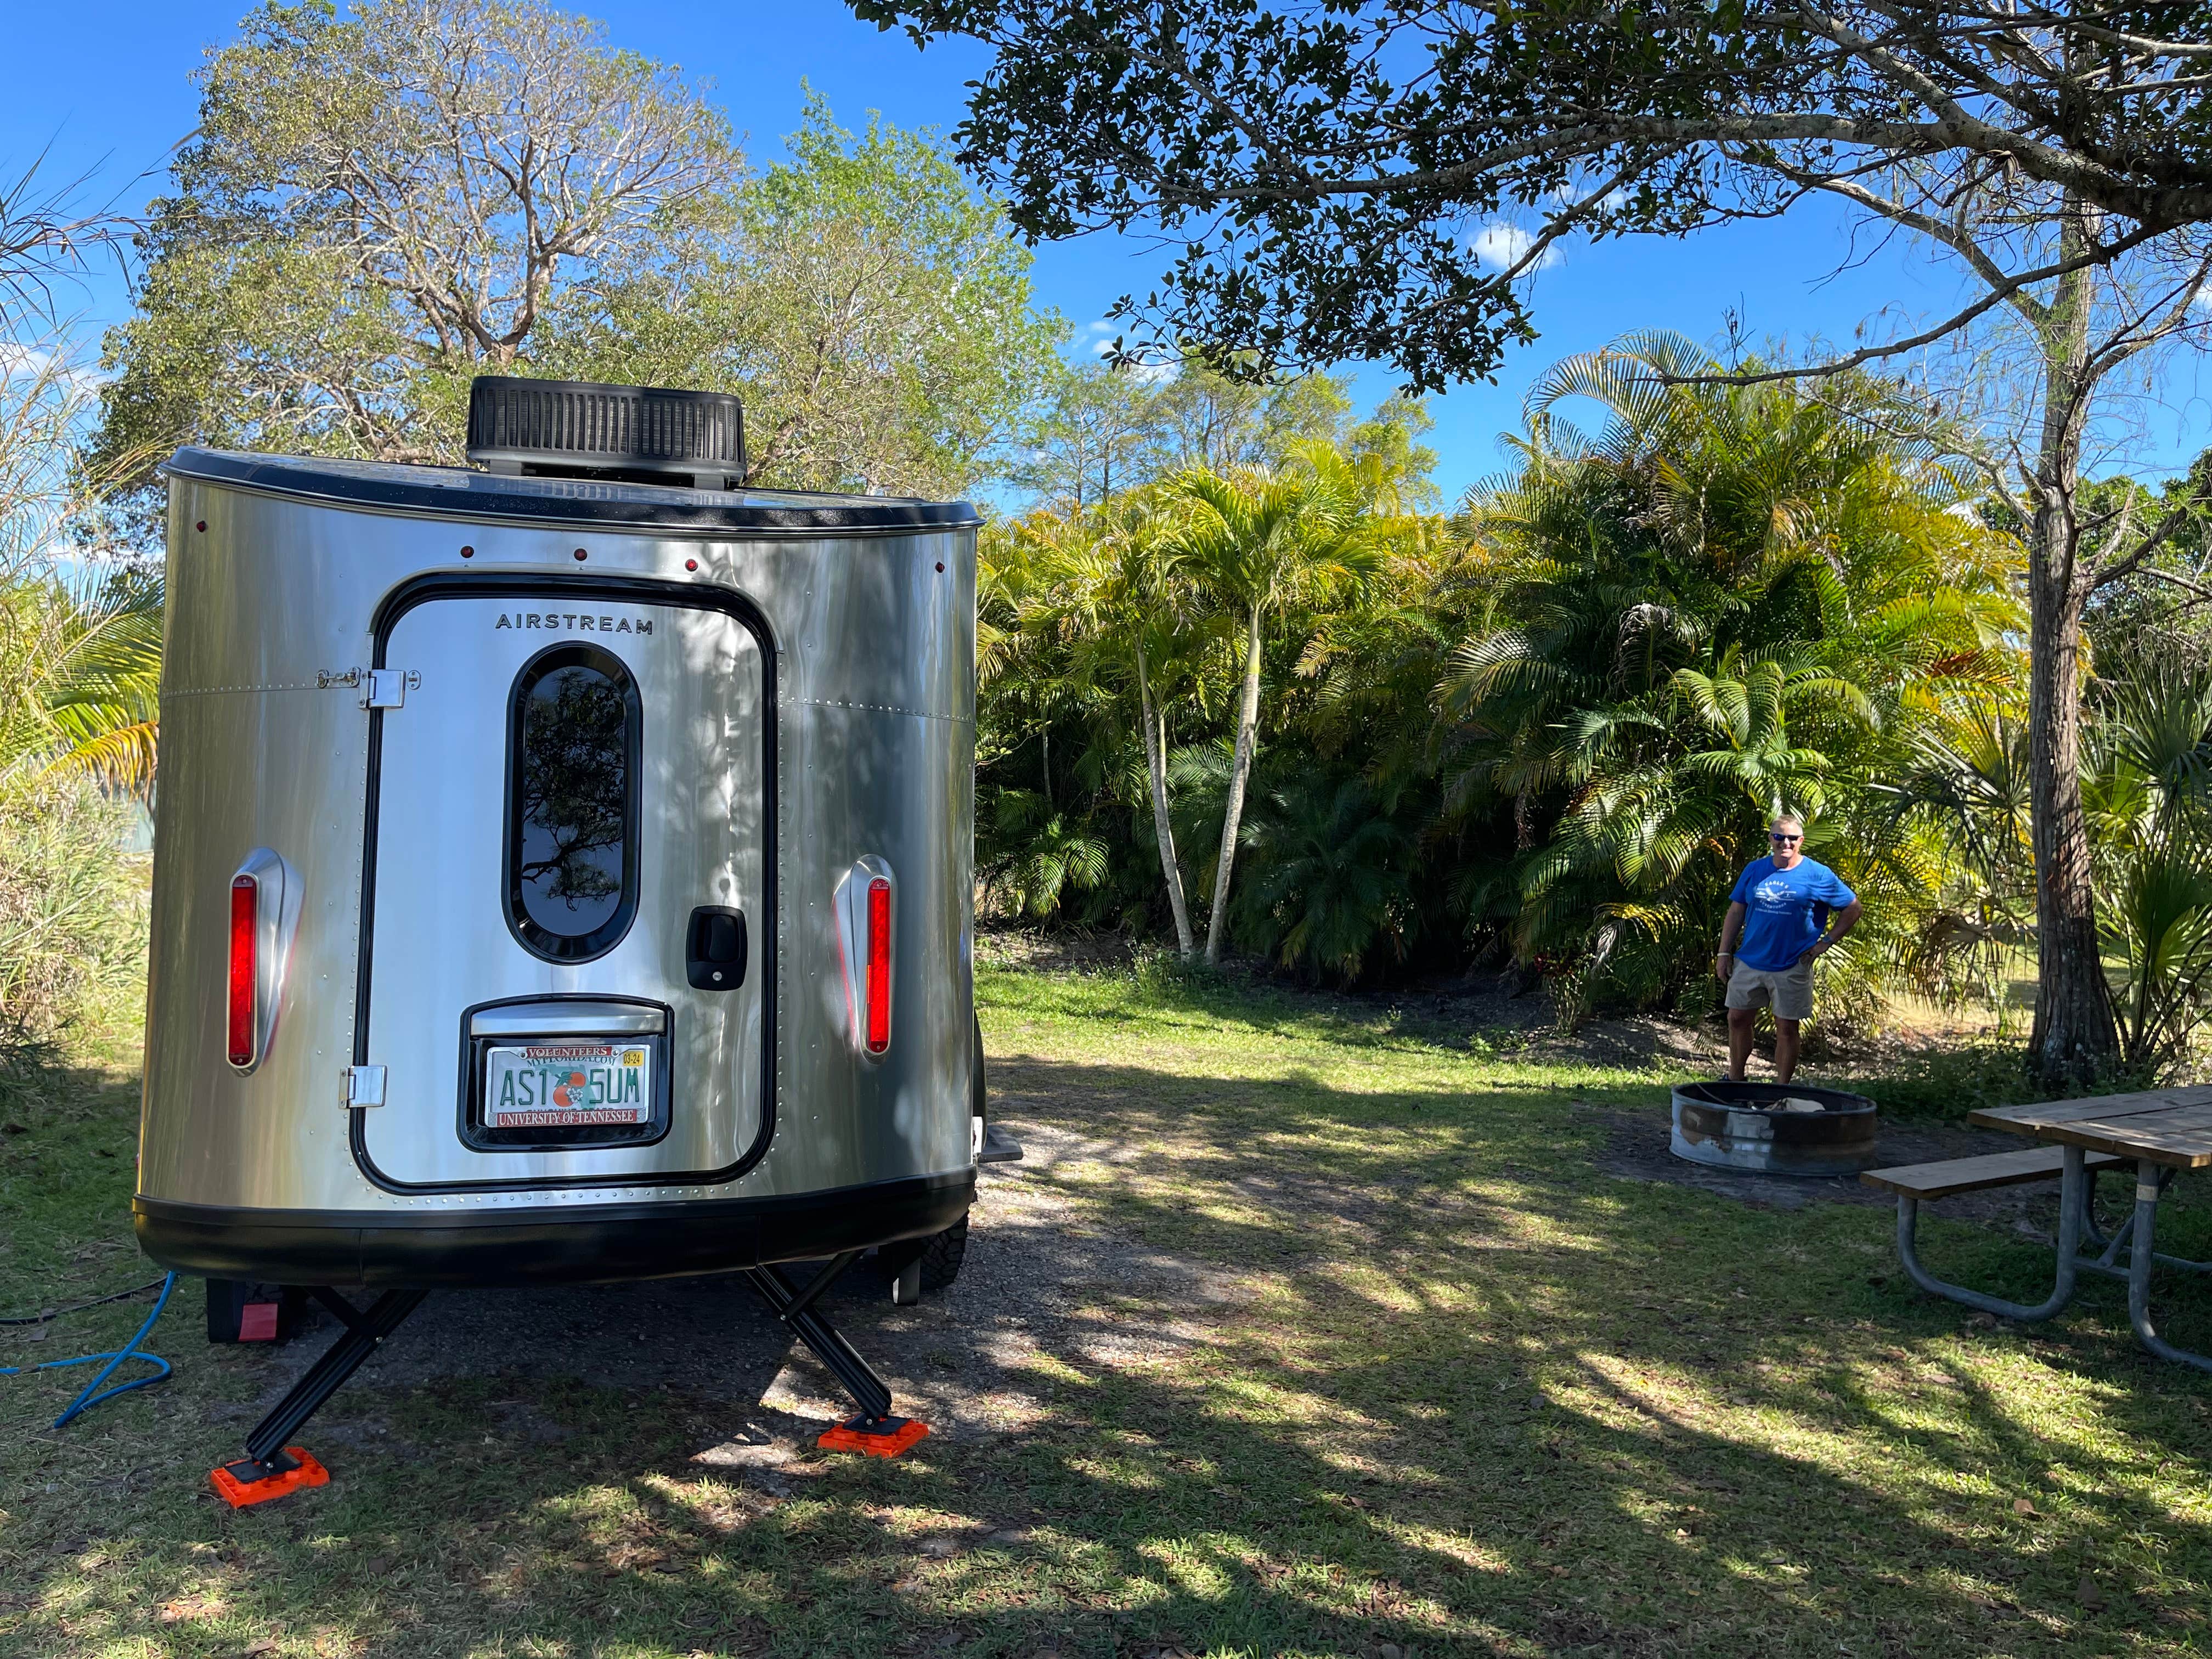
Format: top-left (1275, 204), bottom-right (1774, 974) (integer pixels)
top-left (1729, 856), bottom-right (1856, 970)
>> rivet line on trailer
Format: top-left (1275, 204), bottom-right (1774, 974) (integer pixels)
top-left (161, 682), bottom-right (335, 697)
top-left (797, 697), bottom-right (974, 724)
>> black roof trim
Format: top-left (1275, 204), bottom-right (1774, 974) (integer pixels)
top-left (161, 446), bottom-right (983, 535)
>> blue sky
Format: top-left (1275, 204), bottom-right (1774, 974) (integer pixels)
top-left (10, 0), bottom-right (2209, 503)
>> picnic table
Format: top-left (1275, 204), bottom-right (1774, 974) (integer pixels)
top-left (1863, 1085), bottom-right (2212, 1372)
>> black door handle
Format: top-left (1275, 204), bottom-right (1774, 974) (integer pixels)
top-left (685, 906), bottom-right (746, 990)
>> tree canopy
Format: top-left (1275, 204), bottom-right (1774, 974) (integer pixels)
top-left (854, 0), bottom-right (2212, 388)
top-left (92, 1), bottom-right (1058, 509)
top-left (551, 96), bottom-right (1060, 498)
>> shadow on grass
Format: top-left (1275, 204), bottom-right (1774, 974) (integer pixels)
top-left (8, 1019), bottom-right (2212, 1657)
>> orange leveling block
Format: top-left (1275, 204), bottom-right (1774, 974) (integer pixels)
top-left (819, 1413), bottom-right (932, 1458)
top-left (211, 1447), bottom-right (330, 1508)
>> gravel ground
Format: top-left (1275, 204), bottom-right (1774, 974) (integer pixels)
top-left (213, 1112), bottom-right (1252, 1468)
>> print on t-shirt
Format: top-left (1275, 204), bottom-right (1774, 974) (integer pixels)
top-left (1729, 855), bottom-right (1857, 972)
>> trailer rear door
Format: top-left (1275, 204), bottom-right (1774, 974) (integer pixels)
top-left (356, 585), bottom-right (771, 1191)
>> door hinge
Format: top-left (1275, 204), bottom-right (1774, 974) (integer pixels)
top-left (343, 1064), bottom-right (387, 1109)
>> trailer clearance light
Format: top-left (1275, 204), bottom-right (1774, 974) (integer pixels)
top-left (865, 877), bottom-right (893, 1054)
top-left (836, 856), bottom-right (895, 1061)
top-left (224, 848), bottom-right (303, 1075)
top-left (227, 876), bottom-right (258, 1066)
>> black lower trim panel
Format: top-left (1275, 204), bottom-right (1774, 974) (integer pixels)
top-left (133, 1171), bottom-right (974, 1287)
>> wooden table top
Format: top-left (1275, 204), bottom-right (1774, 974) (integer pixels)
top-left (1968, 1086), bottom-right (2212, 1170)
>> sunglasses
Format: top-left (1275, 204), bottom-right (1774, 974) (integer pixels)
top-left (1769, 832), bottom-right (1803, 843)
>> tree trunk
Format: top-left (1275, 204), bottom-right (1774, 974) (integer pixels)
top-left (2024, 198), bottom-right (2121, 1087)
top-left (1136, 636), bottom-right (1197, 957)
top-left (1205, 604), bottom-right (1265, 965)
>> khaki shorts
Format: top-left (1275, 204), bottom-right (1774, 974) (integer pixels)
top-left (1726, 956), bottom-right (1814, 1021)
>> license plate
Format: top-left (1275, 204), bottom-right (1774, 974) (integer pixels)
top-left (483, 1042), bottom-right (651, 1129)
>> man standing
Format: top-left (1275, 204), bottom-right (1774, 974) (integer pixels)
top-left (1714, 815), bottom-right (1863, 1084)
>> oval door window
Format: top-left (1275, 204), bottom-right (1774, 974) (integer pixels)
top-left (505, 642), bottom-right (641, 961)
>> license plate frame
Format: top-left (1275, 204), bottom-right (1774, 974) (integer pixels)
top-left (462, 1029), bottom-right (670, 1152)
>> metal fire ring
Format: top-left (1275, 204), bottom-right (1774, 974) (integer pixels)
top-left (1670, 1080), bottom-right (1881, 1177)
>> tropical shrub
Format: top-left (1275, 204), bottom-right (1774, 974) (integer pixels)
top-left (1440, 334), bottom-right (2024, 1019)
top-left (2086, 662), bottom-right (2212, 1076)
top-left (1229, 772), bottom-right (1417, 982)
top-left (0, 771), bottom-right (146, 1071)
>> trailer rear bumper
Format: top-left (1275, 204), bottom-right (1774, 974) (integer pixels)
top-left (133, 1170), bottom-right (974, 1288)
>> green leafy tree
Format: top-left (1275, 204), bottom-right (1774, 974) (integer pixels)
top-left (977, 788), bottom-right (1109, 919)
top-left (2, 259), bottom-right (163, 793)
top-left (1231, 772), bottom-right (1415, 982)
top-left (92, 0), bottom-right (736, 506)
top-left (1013, 354), bottom-right (1375, 515)
top-left (1012, 500), bottom-right (1215, 954)
top-left (2085, 664), bottom-right (2212, 1075)
top-left (1009, 362), bottom-right (1161, 514)
top-left (560, 96), bottom-right (1061, 496)
top-left (1445, 335), bottom-right (2024, 1012)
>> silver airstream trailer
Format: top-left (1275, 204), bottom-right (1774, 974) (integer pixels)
top-left (135, 377), bottom-right (1013, 1504)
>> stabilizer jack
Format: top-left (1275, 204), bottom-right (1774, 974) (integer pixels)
top-left (743, 1255), bottom-right (930, 1457)
top-left (210, 1287), bottom-right (428, 1508)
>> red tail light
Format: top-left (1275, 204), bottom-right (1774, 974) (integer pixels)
top-left (864, 876), bottom-right (892, 1054)
top-left (227, 875), bottom-right (258, 1067)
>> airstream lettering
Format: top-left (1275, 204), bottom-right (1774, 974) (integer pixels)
top-left (494, 611), bottom-right (652, 632)
top-left (137, 376), bottom-right (1018, 1506)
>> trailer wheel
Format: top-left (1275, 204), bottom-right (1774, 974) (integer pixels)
top-left (971, 1009), bottom-right (986, 1132)
top-left (919, 1212), bottom-right (969, 1291)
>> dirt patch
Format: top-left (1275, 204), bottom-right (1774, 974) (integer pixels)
top-left (975, 923), bottom-right (1138, 975)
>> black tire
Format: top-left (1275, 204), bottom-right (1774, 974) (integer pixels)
top-left (971, 1009), bottom-right (987, 1127)
top-left (919, 1211), bottom-right (969, 1291)
top-left (205, 1277), bottom-right (247, 1344)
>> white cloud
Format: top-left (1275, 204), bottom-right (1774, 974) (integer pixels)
top-left (1469, 222), bottom-right (1559, 273)
top-left (0, 343), bottom-right (60, 380)
top-left (1076, 321), bottom-right (1178, 382)
top-left (0, 342), bottom-right (105, 398)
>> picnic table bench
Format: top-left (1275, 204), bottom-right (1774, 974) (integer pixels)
top-left (1861, 1086), bottom-right (2212, 1372)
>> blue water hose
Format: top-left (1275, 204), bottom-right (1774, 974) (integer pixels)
top-left (1, 1271), bottom-right (177, 1426)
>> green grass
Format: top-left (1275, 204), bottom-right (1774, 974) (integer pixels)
top-left (4, 964), bottom-right (2211, 1657)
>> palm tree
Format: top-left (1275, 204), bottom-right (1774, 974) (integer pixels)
top-left (1165, 453), bottom-right (1379, 963)
top-left (0, 568), bottom-right (163, 794)
top-left (1014, 498), bottom-right (1216, 954)
top-left (2085, 663), bottom-right (2212, 1075)
top-left (1232, 772), bottom-right (1415, 981)
top-left (1443, 331), bottom-right (2025, 1008)
top-left (977, 787), bottom-right (1110, 919)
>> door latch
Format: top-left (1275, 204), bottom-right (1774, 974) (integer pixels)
top-left (358, 669), bottom-right (419, 709)
top-left (342, 1065), bottom-right (387, 1108)
top-left (316, 668), bottom-right (419, 708)
top-left (685, 906), bottom-right (747, 990)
